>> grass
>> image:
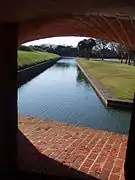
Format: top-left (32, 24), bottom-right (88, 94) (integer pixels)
top-left (18, 50), bottom-right (59, 68)
top-left (77, 58), bottom-right (135, 100)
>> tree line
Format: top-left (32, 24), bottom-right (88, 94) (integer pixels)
top-left (19, 38), bottom-right (135, 65)
top-left (117, 44), bottom-right (135, 65)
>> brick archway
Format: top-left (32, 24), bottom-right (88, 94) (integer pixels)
top-left (0, 1), bottom-right (135, 178)
top-left (19, 14), bottom-right (135, 50)
top-left (1, 1), bottom-right (133, 47)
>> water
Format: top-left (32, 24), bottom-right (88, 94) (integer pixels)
top-left (18, 58), bottom-right (131, 134)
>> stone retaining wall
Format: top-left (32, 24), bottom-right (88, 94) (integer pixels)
top-left (77, 61), bottom-right (133, 109)
top-left (18, 57), bottom-right (61, 87)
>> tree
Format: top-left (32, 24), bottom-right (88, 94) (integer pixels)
top-left (94, 39), bottom-right (109, 60)
top-left (86, 39), bottom-right (96, 59)
top-left (128, 49), bottom-right (135, 66)
top-left (18, 45), bottom-right (33, 51)
top-left (77, 39), bottom-right (88, 57)
top-left (116, 44), bottom-right (135, 65)
top-left (116, 44), bottom-right (128, 63)
top-left (77, 38), bottom-right (96, 59)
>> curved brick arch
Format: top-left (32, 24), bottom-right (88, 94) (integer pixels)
top-left (0, 1), bottom-right (133, 48)
top-left (19, 14), bottom-right (135, 49)
top-left (0, 1), bottom-right (135, 177)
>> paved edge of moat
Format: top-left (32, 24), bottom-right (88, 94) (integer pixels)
top-left (18, 114), bottom-right (127, 180)
top-left (18, 57), bottom-right (61, 87)
top-left (77, 61), bottom-right (133, 109)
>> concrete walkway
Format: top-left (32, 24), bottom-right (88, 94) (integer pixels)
top-left (18, 114), bottom-right (127, 180)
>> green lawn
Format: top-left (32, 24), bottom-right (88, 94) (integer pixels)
top-left (77, 58), bottom-right (135, 100)
top-left (18, 50), bottom-right (59, 68)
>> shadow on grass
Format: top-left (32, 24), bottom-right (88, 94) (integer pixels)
top-left (18, 130), bottom-right (99, 180)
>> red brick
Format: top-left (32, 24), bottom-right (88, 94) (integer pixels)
top-left (95, 145), bottom-right (103, 151)
top-left (90, 163), bottom-right (102, 174)
top-left (80, 134), bottom-right (87, 139)
top-left (100, 151), bottom-right (108, 157)
top-left (108, 139), bottom-right (115, 145)
top-left (109, 173), bottom-right (120, 180)
top-left (73, 154), bottom-right (86, 167)
top-left (50, 144), bottom-right (60, 149)
top-left (104, 161), bottom-right (114, 170)
top-left (121, 142), bottom-right (127, 149)
top-left (110, 148), bottom-right (119, 157)
top-left (65, 146), bottom-right (75, 153)
top-left (19, 114), bottom-right (127, 178)
top-left (88, 152), bottom-right (98, 160)
top-left (115, 158), bottom-right (124, 168)
top-left (49, 150), bottom-right (62, 158)
top-left (89, 170), bottom-right (100, 178)
top-left (43, 149), bottom-right (54, 156)
top-left (71, 162), bottom-right (80, 169)
top-left (98, 168), bottom-right (110, 180)
top-left (104, 143), bottom-right (110, 149)
top-left (120, 172), bottom-right (125, 180)
top-left (63, 161), bottom-right (71, 167)
top-left (87, 144), bottom-right (95, 150)
top-left (92, 147), bottom-right (102, 154)
top-left (71, 155), bottom-right (85, 169)
top-left (93, 137), bottom-right (100, 143)
top-left (77, 147), bottom-right (90, 155)
top-left (80, 166), bottom-right (89, 174)
top-left (63, 134), bottom-right (72, 139)
top-left (112, 166), bottom-right (122, 175)
top-left (58, 138), bottom-right (67, 144)
top-left (96, 155), bottom-right (106, 163)
top-left (99, 140), bottom-right (107, 145)
top-left (56, 152), bottom-right (69, 162)
top-left (66, 154), bottom-right (77, 163)
top-left (83, 159), bottom-right (94, 168)
top-left (82, 136), bottom-right (91, 144)
top-left (65, 139), bottom-right (79, 153)
top-left (118, 148), bottom-right (126, 159)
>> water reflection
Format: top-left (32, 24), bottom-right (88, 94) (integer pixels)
top-left (55, 59), bottom-right (76, 70)
top-left (18, 58), bottom-right (131, 134)
top-left (55, 62), bottom-right (71, 69)
top-left (76, 66), bottom-right (90, 86)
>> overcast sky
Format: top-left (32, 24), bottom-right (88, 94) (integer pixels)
top-left (24, 36), bottom-right (89, 47)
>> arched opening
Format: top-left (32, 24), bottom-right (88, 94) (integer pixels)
top-left (0, 1), bottom-right (135, 179)
top-left (18, 35), bottom-right (133, 180)
top-left (18, 36), bottom-right (131, 135)
top-left (19, 14), bottom-right (135, 50)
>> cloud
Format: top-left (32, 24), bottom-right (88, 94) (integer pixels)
top-left (24, 36), bottom-right (89, 47)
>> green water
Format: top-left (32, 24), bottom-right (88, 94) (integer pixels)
top-left (18, 58), bottom-right (131, 134)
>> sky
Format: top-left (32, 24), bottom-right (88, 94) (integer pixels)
top-left (24, 36), bottom-right (89, 47)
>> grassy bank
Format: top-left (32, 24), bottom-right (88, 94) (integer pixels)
top-left (77, 58), bottom-right (135, 100)
top-left (18, 50), bottom-right (59, 69)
